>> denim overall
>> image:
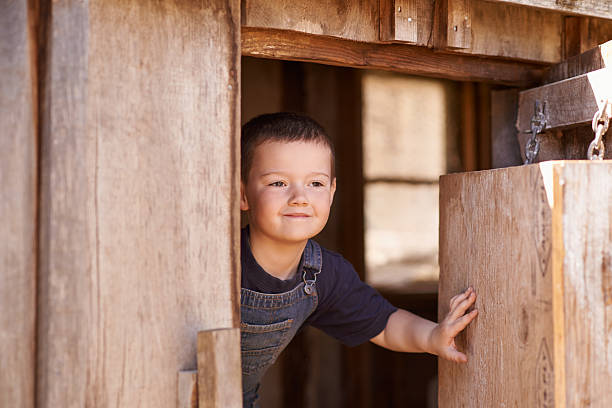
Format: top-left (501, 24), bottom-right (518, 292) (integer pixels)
top-left (241, 239), bottom-right (322, 407)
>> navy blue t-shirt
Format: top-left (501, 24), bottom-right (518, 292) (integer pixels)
top-left (241, 227), bottom-right (397, 347)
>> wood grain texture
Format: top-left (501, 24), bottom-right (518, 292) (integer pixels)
top-left (547, 40), bottom-right (612, 83)
top-left (439, 162), bottom-right (612, 407)
top-left (380, 0), bottom-right (435, 44)
top-left (242, 27), bottom-right (544, 86)
top-left (0, 1), bottom-right (37, 407)
top-left (440, 164), bottom-right (555, 407)
top-left (197, 329), bottom-right (242, 408)
top-left (485, 0), bottom-right (612, 20)
top-left (178, 370), bottom-right (198, 408)
top-left (556, 162), bottom-right (612, 407)
top-left (517, 68), bottom-right (612, 133)
top-left (242, 0), bottom-right (379, 42)
top-left (37, 0), bottom-right (240, 407)
top-left (434, 0), bottom-right (472, 49)
top-left (517, 127), bottom-right (612, 162)
top-left (451, 0), bottom-right (562, 63)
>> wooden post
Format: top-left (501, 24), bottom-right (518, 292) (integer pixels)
top-left (197, 329), bottom-right (242, 408)
top-left (36, 1), bottom-right (241, 406)
top-left (439, 161), bottom-right (612, 407)
top-left (0, 1), bottom-right (38, 407)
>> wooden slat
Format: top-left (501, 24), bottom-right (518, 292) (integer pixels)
top-left (485, 0), bottom-right (612, 20)
top-left (0, 1), bottom-right (37, 407)
top-left (517, 126), bottom-right (612, 163)
top-left (242, 27), bottom-right (544, 86)
top-left (434, 0), bottom-right (472, 49)
top-left (242, 0), bottom-right (379, 42)
top-left (178, 371), bottom-right (198, 408)
top-left (197, 329), bottom-right (242, 408)
top-left (517, 68), bottom-right (612, 133)
top-left (37, 0), bottom-right (240, 406)
top-left (439, 161), bottom-right (612, 407)
top-left (547, 40), bottom-right (612, 83)
top-left (557, 163), bottom-right (612, 407)
top-left (380, 0), bottom-right (433, 44)
top-left (449, 0), bottom-right (562, 62)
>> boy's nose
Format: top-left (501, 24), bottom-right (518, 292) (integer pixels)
top-left (288, 186), bottom-right (308, 206)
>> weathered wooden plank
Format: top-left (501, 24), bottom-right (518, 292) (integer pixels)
top-left (517, 68), bottom-right (612, 133)
top-left (517, 126), bottom-right (612, 162)
top-left (197, 329), bottom-right (242, 408)
top-left (178, 371), bottom-right (198, 408)
top-left (0, 1), bottom-right (37, 407)
top-left (434, 0), bottom-right (472, 49)
top-left (381, 0), bottom-right (563, 62)
top-left (439, 161), bottom-right (612, 407)
top-left (242, 0), bottom-right (379, 42)
top-left (450, 0), bottom-right (562, 62)
top-left (242, 27), bottom-right (544, 86)
top-left (547, 40), bottom-right (612, 83)
top-left (37, 0), bottom-right (240, 406)
top-left (380, 0), bottom-right (434, 44)
top-left (485, 0), bottom-right (612, 20)
top-left (491, 89), bottom-right (522, 168)
top-left (557, 163), bottom-right (612, 407)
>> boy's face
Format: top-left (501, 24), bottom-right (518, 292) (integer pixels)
top-left (241, 140), bottom-right (336, 245)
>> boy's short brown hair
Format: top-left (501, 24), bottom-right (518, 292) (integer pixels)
top-left (241, 112), bottom-right (336, 183)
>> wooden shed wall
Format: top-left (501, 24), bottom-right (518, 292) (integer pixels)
top-left (0, 1), bottom-right (37, 407)
top-left (0, 0), bottom-right (240, 406)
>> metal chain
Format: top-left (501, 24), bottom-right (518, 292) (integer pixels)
top-left (587, 99), bottom-right (610, 160)
top-left (525, 100), bottom-right (546, 165)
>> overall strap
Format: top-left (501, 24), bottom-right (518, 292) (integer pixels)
top-left (301, 240), bottom-right (322, 295)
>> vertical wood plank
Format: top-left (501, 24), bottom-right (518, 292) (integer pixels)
top-left (37, 0), bottom-right (240, 406)
top-left (0, 1), bottom-right (37, 407)
top-left (446, 0), bottom-right (471, 49)
top-left (439, 162), bottom-right (612, 406)
top-left (439, 164), bottom-right (555, 406)
top-left (197, 329), bottom-right (242, 408)
top-left (556, 162), bottom-right (612, 407)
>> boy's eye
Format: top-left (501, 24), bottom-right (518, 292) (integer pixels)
top-left (269, 181), bottom-right (286, 187)
top-left (311, 181), bottom-right (325, 187)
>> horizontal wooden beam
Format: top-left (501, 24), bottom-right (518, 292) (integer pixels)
top-left (517, 68), bottom-right (611, 133)
top-left (242, 27), bottom-right (544, 86)
top-left (546, 40), bottom-right (612, 83)
top-left (485, 0), bottom-right (612, 20)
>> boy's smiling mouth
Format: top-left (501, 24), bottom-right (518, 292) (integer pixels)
top-left (283, 212), bottom-right (311, 217)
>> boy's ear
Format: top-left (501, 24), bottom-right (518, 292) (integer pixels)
top-left (240, 181), bottom-right (249, 211)
top-left (330, 177), bottom-right (337, 204)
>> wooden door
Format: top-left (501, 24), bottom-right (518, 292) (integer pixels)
top-left (438, 43), bottom-right (612, 407)
top-left (1, 0), bottom-right (240, 406)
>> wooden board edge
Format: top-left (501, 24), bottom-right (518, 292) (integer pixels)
top-left (242, 26), bottom-right (544, 86)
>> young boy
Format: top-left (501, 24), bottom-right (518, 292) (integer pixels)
top-left (240, 112), bottom-right (477, 407)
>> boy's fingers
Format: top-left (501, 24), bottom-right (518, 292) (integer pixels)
top-left (450, 291), bottom-right (477, 320)
top-left (451, 309), bottom-right (478, 333)
top-left (449, 287), bottom-right (472, 310)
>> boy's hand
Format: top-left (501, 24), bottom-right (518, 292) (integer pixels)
top-left (429, 287), bottom-right (478, 363)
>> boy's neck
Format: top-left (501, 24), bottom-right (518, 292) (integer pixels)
top-left (248, 228), bottom-right (307, 281)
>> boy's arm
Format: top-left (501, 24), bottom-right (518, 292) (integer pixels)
top-left (370, 287), bottom-right (478, 363)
